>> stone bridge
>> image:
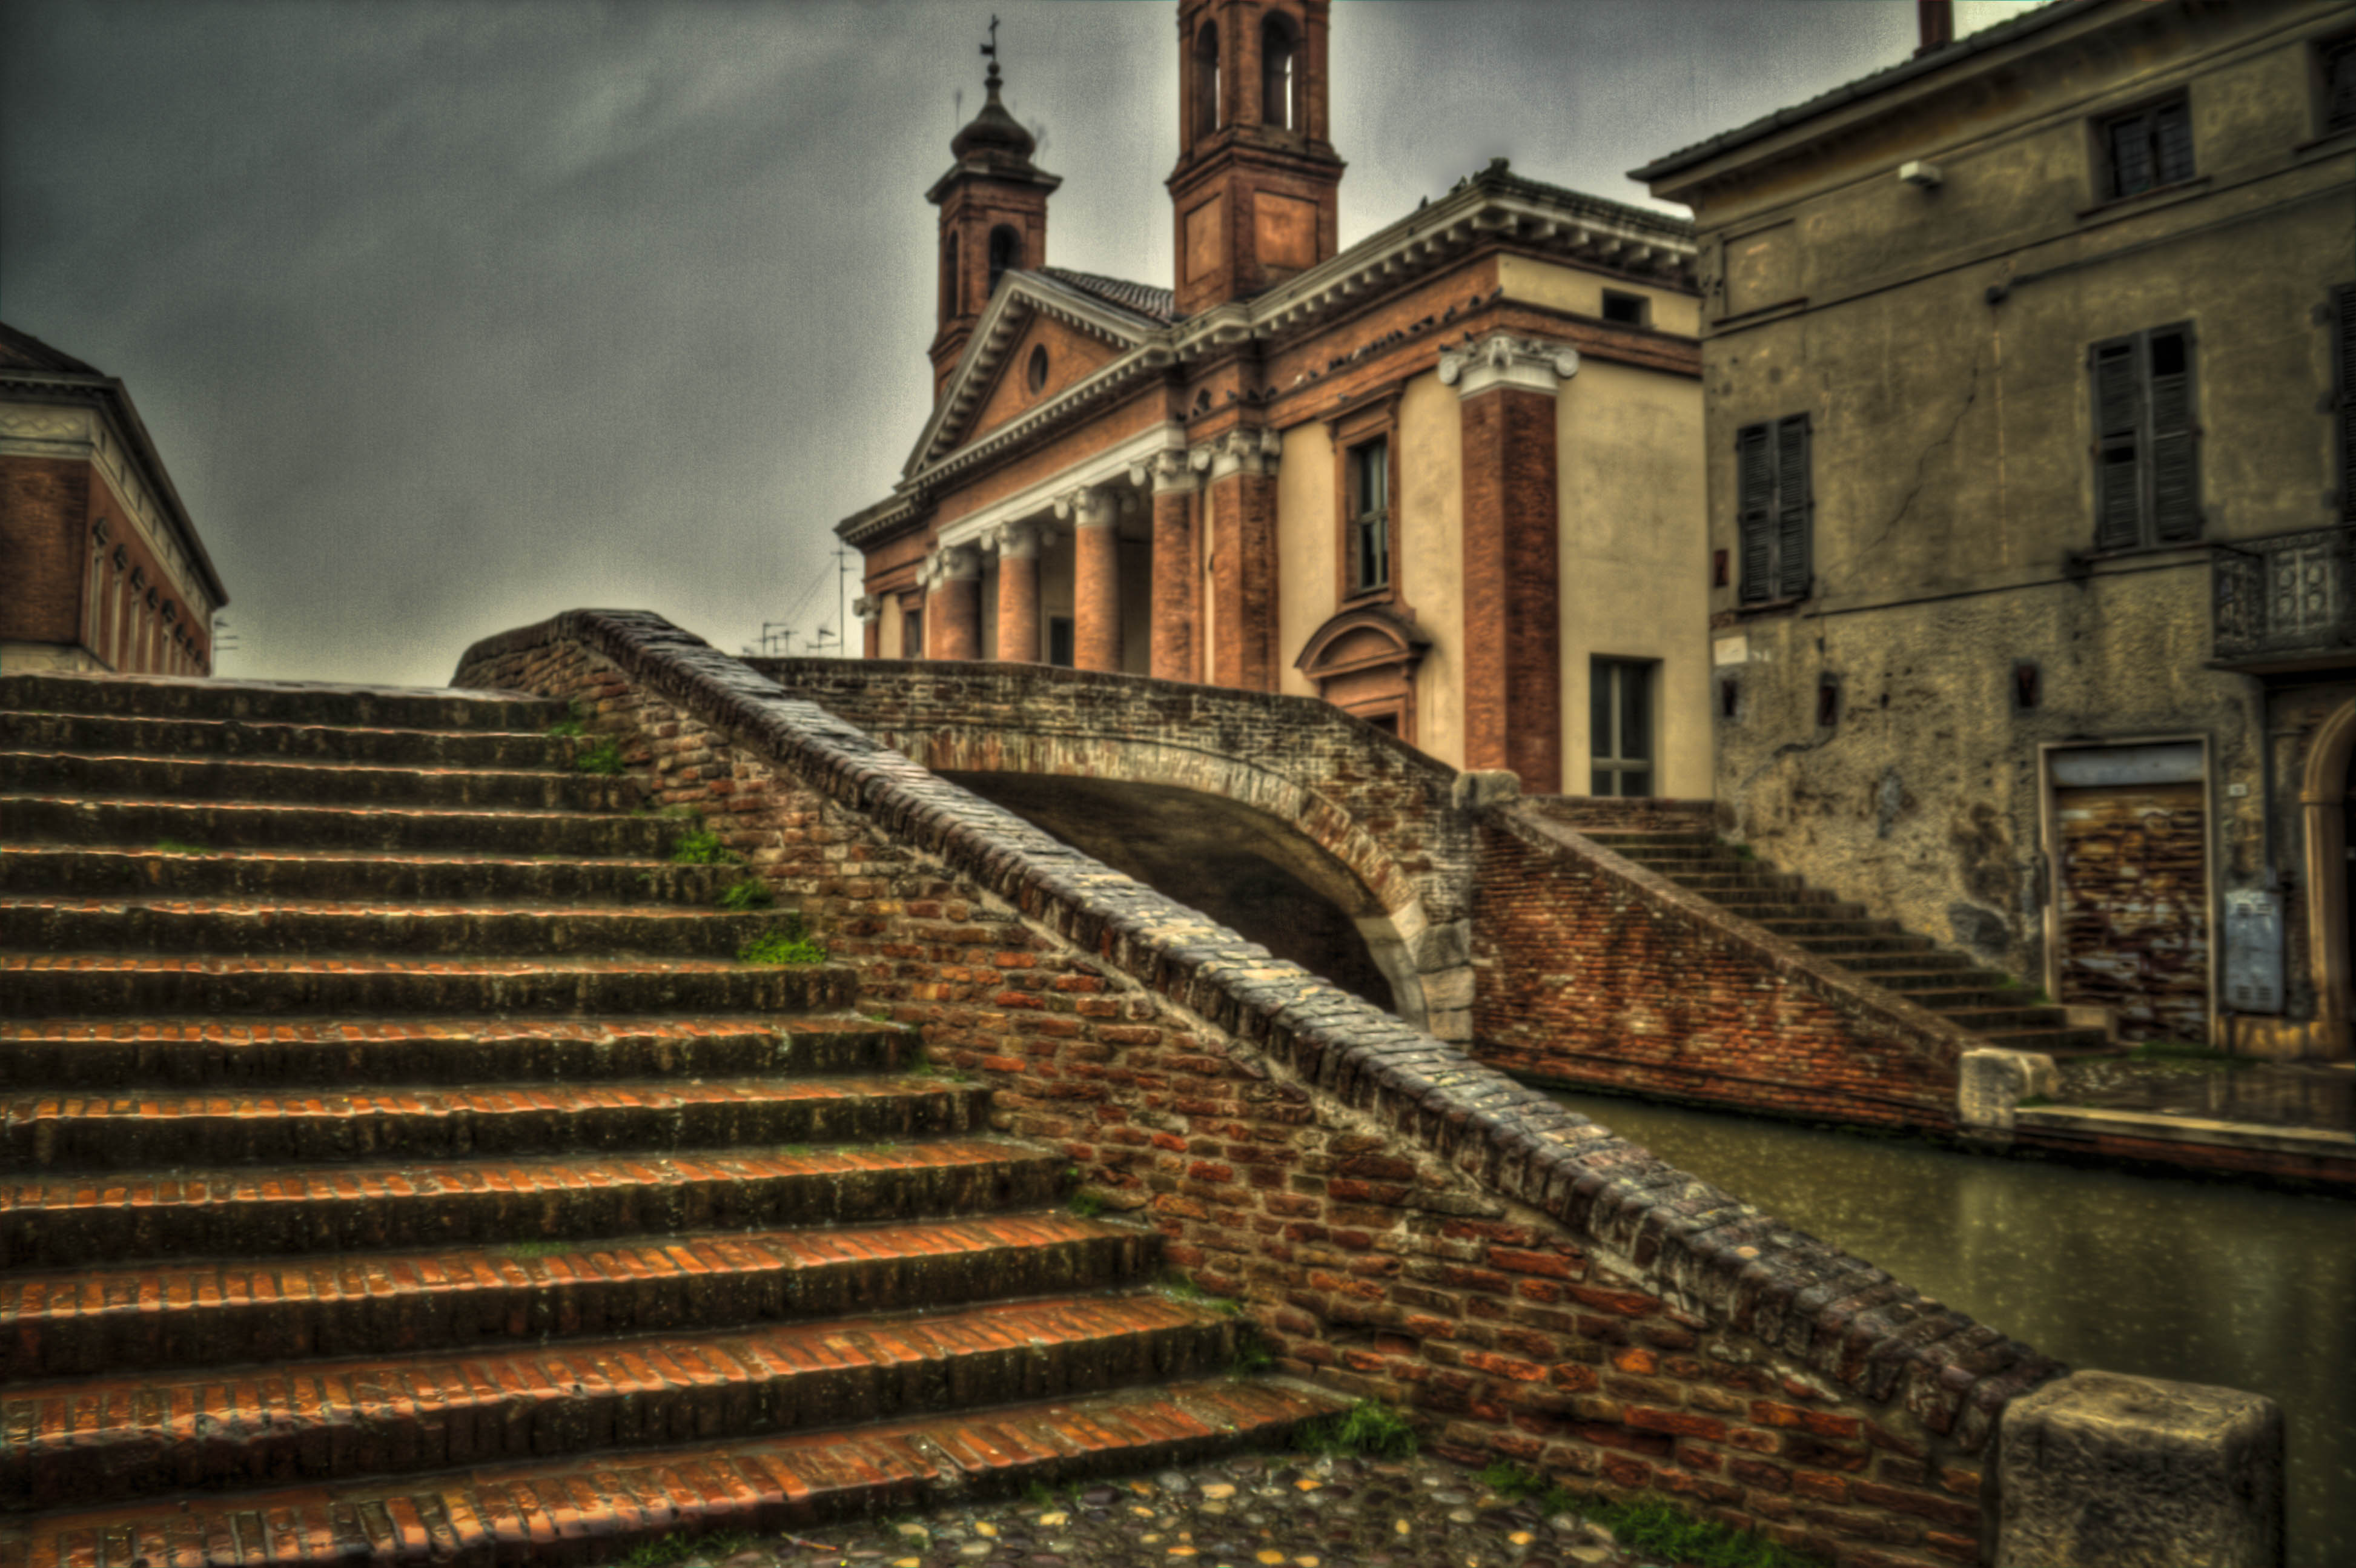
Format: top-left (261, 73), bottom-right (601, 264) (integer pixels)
top-left (750, 657), bottom-right (1491, 1040)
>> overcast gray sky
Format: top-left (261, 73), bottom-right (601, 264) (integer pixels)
top-left (2, 0), bottom-right (2038, 687)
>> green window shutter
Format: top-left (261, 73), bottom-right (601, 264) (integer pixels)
top-left (2326, 41), bottom-right (2356, 134)
top-left (2148, 327), bottom-right (2199, 543)
top-left (2337, 285), bottom-right (2356, 523)
top-left (1775, 416), bottom-right (1812, 600)
top-left (2093, 336), bottom-right (2145, 551)
top-left (2152, 99), bottom-right (2194, 187)
top-left (2108, 111), bottom-right (2152, 198)
top-left (1737, 424), bottom-right (1774, 601)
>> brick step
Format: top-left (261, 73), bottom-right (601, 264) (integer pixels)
top-left (1893, 983), bottom-right (2047, 1013)
top-left (1576, 832), bottom-right (1721, 849)
top-left (0, 752), bottom-right (637, 816)
top-left (1976, 1026), bottom-right (2123, 1058)
top-left (0, 954), bottom-right (856, 1020)
top-left (0, 673), bottom-right (557, 732)
top-left (0, 1379), bottom-right (1337, 1566)
top-left (0, 1016), bottom-right (911, 1091)
top-left (0, 1140), bottom-right (1063, 1269)
top-left (1748, 915), bottom-right (1904, 939)
top-left (1784, 931), bottom-right (1934, 958)
top-left (1861, 967), bottom-right (2008, 995)
top-left (1715, 899), bottom-right (1873, 923)
top-left (0, 845), bottom-right (733, 906)
top-left (0, 1213), bottom-right (1153, 1383)
top-left (0, 897), bottom-right (781, 961)
top-left (0, 1294), bottom-right (1236, 1512)
top-left (1661, 870), bottom-right (1813, 894)
top-left (1824, 950), bottom-right (1976, 975)
top-left (0, 1076), bottom-right (984, 1171)
top-left (1, 794), bottom-right (675, 858)
top-left (1602, 844), bottom-right (1733, 864)
top-left (5, 712), bottom-right (584, 770)
top-left (1934, 1004), bottom-right (2073, 1031)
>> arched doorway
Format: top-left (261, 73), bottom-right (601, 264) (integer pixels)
top-left (2298, 696), bottom-right (2356, 1060)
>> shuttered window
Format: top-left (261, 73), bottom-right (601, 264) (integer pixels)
top-left (1348, 438), bottom-right (1391, 593)
top-left (2325, 37), bottom-right (2356, 134)
top-left (2337, 285), bottom-right (2355, 523)
top-left (2091, 325), bottom-right (2200, 551)
top-left (2102, 97), bottom-right (2194, 200)
top-left (1736, 414), bottom-right (1812, 603)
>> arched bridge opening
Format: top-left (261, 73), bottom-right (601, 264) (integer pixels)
top-left (944, 771), bottom-right (1403, 1016)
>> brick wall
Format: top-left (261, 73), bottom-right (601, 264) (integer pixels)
top-left (457, 610), bottom-right (2063, 1568)
top-left (0, 456), bottom-right (87, 644)
top-left (1475, 807), bottom-right (1967, 1132)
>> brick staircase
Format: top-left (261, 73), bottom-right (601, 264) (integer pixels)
top-left (1579, 825), bottom-right (2117, 1059)
top-left (0, 672), bottom-right (1327, 1564)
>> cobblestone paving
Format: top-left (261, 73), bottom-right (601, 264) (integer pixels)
top-left (684, 1452), bottom-right (1660, 1568)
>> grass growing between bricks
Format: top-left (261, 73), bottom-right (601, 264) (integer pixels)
top-left (617, 1530), bottom-right (752, 1568)
top-left (1475, 1463), bottom-right (1828, 1568)
top-left (670, 825), bottom-right (734, 865)
top-left (718, 877), bottom-right (775, 910)
top-left (574, 735), bottom-right (627, 775)
top-left (1292, 1400), bottom-right (1417, 1460)
top-left (738, 915), bottom-right (825, 965)
top-left (543, 700), bottom-right (589, 740)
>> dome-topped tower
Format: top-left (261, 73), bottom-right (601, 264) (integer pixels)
top-left (928, 35), bottom-right (1062, 402)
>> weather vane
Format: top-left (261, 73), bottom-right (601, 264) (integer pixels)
top-left (982, 15), bottom-right (1001, 84)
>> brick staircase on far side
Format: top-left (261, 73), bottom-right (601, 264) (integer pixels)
top-left (0, 672), bottom-right (1331, 1565)
top-left (1560, 815), bottom-right (2119, 1059)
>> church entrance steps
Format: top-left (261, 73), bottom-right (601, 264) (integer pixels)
top-left (0, 844), bottom-right (732, 905)
top-left (1582, 826), bottom-right (2118, 1059)
top-left (0, 1017), bottom-right (910, 1090)
top-left (0, 669), bottom-right (1329, 1557)
top-left (0, 1380), bottom-right (1331, 1568)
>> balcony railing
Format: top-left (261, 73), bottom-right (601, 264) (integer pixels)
top-left (2212, 528), bottom-right (2356, 667)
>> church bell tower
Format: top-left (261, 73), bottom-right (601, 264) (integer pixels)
top-left (928, 25), bottom-right (1061, 402)
top-left (1166, 0), bottom-right (1345, 318)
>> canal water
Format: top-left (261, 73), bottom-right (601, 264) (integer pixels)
top-left (1545, 1091), bottom-right (2355, 1568)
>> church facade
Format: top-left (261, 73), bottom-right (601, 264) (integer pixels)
top-left (1, 322), bottom-right (226, 678)
top-left (841, 0), bottom-right (1709, 798)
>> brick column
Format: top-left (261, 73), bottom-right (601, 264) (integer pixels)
top-left (1203, 428), bottom-right (1281, 692)
top-left (927, 543), bottom-right (982, 661)
top-left (1068, 487), bottom-right (1122, 673)
top-left (1146, 452), bottom-right (1199, 683)
top-left (1446, 334), bottom-right (1577, 796)
top-left (993, 521), bottom-right (1045, 663)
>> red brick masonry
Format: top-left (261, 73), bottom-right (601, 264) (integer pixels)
top-left (456, 611), bottom-right (2065, 1568)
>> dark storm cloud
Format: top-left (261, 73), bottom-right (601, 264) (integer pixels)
top-left (0, 1), bottom-right (2037, 686)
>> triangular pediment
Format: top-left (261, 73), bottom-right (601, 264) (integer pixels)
top-left (902, 272), bottom-right (1163, 479)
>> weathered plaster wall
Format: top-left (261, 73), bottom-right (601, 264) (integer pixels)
top-left (458, 610), bottom-right (2067, 1568)
top-left (1274, 417), bottom-right (1331, 703)
top-left (1401, 370), bottom-right (1468, 770)
top-left (1498, 254), bottom-right (1704, 339)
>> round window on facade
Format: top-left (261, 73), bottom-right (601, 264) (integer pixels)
top-left (1027, 344), bottom-right (1050, 394)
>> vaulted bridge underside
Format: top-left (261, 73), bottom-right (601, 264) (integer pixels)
top-left (943, 773), bottom-right (1403, 1016)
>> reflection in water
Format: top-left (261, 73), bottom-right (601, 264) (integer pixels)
top-left (1546, 1091), bottom-right (2356, 1568)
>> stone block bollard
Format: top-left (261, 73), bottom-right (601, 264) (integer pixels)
top-left (1993, 1369), bottom-right (2283, 1567)
top-left (1957, 1047), bottom-right (2057, 1142)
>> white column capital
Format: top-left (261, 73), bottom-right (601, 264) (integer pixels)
top-left (1201, 426), bottom-right (1282, 480)
top-left (1438, 332), bottom-right (1580, 398)
top-left (1056, 485), bottom-right (1121, 529)
top-left (924, 543), bottom-right (982, 586)
top-left (1141, 450), bottom-right (1199, 494)
top-left (994, 518), bottom-right (1050, 560)
top-left (851, 595), bottom-right (882, 624)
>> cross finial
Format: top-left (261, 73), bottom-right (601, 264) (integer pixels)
top-left (981, 14), bottom-right (1002, 87)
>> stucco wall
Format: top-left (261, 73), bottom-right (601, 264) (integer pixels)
top-left (1557, 357), bottom-right (1710, 799)
top-left (1401, 370), bottom-right (1468, 769)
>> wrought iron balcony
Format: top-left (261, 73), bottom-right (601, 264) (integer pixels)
top-left (2212, 528), bottom-right (2356, 669)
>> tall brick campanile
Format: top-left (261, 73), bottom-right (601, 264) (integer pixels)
top-left (1448, 334), bottom-right (1577, 795)
top-left (929, 50), bottom-right (1062, 403)
top-left (1166, 0), bottom-right (1344, 316)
